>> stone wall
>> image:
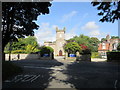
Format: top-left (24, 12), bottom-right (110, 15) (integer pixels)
top-left (5, 54), bottom-right (40, 61)
top-left (5, 53), bottom-right (53, 61)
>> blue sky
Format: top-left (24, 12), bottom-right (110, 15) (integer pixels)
top-left (34, 2), bottom-right (118, 45)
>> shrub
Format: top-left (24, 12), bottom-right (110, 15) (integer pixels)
top-left (107, 51), bottom-right (120, 62)
top-left (91, 52), bottom-right (101, 58)
top-left (117, 43), bottom-right (120, 51)
top-left (4, 51), bottom-right (10, 54)
top-left (2, 61), bottom-right (23, 81)
top-left (11, 50), bottom-right (27, 54)
top-left (81, 49), bottom-right (91, 55)
top-left (40, 46), bottom-right (54, 57)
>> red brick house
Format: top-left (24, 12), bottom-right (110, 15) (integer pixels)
top-left (98, 35), bottom-right (120, 56)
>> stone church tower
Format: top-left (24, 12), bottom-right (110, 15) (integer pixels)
top-left (55, 27), bottom-right (66, 56)
top-left (44, 27), bottom-right (66, 56)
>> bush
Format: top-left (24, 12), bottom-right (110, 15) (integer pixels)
top-left (4, 51), bottom-right (10, 54)
top-left (117, 43), bottom-right (120, 51)
top-left (80, 49), bottom-right (91, 55)
top-left (91, 52), bottom-right (102, 58)
top-left (2, 61), bottom-right (23, 81)
top-left (11, 50), bottom-right (27, 54)
top-left (40, 46), bottom-right (54, 57)
top-left (107, 51), bottom-right (120, 62)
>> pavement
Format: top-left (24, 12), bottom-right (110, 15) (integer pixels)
top-left (2, 58), bottom-right (120, 89)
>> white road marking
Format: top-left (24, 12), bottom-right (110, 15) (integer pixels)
top-left (4, 74), bottom-right (41, 83)
top-left (21, 75), bottom-right (35, 82)
top-left (114, 80), bottom-right (118, 89)
top-left (31, 75), bottom-right (40, 82)
top-left (12, 75), bottom-right (23, 82)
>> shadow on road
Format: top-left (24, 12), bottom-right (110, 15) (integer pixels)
top-left (2, 59), bottom-right (64, 89)
top-left (61, 61), bottom-right (120, 88)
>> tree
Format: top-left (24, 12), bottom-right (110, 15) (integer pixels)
top-left (101, 38), bottom-right (107, 42)
top-left (64, 42), bottom-right (82, 54)
top-left (111, 36), bottom-right (119, 39)
top-left (91, 1), bottom-right (120, 23)
top-left (2, 2), bottom-right (51, 52)
top-left (4, 36), bottom-right (40, 54)
top-left (40, 46), bottom-right (54, 56)
top-left (117, 43), bottom-right (120, 51)
top-left (67, 34), bottom-right (100, 52)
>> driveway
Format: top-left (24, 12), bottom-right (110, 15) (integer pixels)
top-left (2, 58), bottom-right (120, 89)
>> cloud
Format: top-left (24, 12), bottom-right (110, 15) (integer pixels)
top-left (65, 33), bottom-right (76, 40)
top-left (61, 11), bottom-right (78, 23)
top-left (35, 23), bottom-right (57, 45)
top-left (80, 21), bottom-right (107, 39)
top-left (81, 21), bottom-right (99, 31)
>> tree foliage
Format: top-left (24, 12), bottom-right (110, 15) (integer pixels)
top-left (64, 42), bottom-right (82, 54)
top-left (111, 36), bottom-right (119, 39)
top-left (2, 2), bottom-right (51, 51)
top-left (91, 1), bottom-right (120, 23)
top-left (117, 43), bottom-right (120, 51)
top-left (68, 34), bottom-right (100, 52)
top-left (39, 46), bottom-right (54, 56)
top-left (4, 36), bottom-right (39, 54)
top-left (101, 38), bottom-right (107, 42)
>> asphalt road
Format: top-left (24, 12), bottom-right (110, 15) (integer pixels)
top-left (2, 59), bottom-right (120, 89)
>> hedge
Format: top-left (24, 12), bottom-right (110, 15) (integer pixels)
top-left (107, 51), bottom-right (120, 62)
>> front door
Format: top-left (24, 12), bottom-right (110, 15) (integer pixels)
top-left (59, 50), bottom-right (62, 56)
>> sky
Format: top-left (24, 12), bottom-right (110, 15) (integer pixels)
top-left (34, 2), bottom-right (118, 45)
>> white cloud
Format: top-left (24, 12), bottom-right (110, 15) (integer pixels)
top-left (65, 33), bottom-right (76, 40)
top-left (81, 21), bottom-right (99, 31)
top-left (89, 30), bottom-right (100, 36)
top-left (80, 21), bottom-right (107, 39)
top-left (61, 11), bottom-right (78, 23)
top-left (35, 23), bottom-right (57, 45)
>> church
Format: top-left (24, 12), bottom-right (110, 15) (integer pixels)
top-left (44, 27), bottom-right (66, 56)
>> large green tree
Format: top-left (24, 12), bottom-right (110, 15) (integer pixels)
top-left (2, 2), bottom-right (51, 52)
top-left (64, 42), bottom-right (82, 54)
top-left (91, 1), bottom-right (120, 23)
top-left (68, 34), bottom-right (100, 52)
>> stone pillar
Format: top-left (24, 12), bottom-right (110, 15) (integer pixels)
top-left (65, 52), bottom-right (68, 60)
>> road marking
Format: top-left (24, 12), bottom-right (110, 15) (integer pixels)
top-left (114, 80), bottom-right (118, 89)
top-left (31, 75), bottom-right (40, 82)
top-left (21, 75), bottom-right (35, 82)
top-left (4, 74), bottom-right (41, 83)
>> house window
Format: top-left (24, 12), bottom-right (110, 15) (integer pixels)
top-left (102, 43), bottom-right (106, 49)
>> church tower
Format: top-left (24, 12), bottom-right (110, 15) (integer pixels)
top-left (55, 27), bottom-right (66, 56)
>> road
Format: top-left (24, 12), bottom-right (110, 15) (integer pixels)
top-left (2, 58), bottom-right (120, 89)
